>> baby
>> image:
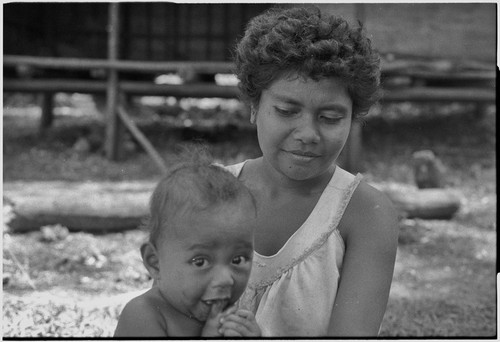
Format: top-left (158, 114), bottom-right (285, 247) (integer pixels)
top-left (114, 156), bottom-right (260, 337)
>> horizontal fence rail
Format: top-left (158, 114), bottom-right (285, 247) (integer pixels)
top-left (3, 78), bottom-right (495, 102)
top-left (4, 55), bottom-right (495, 103)
top-left (2, 79), bottom-right (240, 98)
top-left (3, 55), bottom-right (235, 74)
top-left (380, 87), bottom-right (495, 102)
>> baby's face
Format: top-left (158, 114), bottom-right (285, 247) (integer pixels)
top-left (155, 198), bottom-right (255, 322)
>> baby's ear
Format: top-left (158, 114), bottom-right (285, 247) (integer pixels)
top-left (141, 242), bottom-right (160, 280)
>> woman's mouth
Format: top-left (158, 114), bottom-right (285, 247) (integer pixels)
top-left (286, 150), bottom-right (320, 161)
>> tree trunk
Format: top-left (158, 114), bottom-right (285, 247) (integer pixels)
top-left (4, 181), bottom-right (154, 232)
top-left (4, 181), bottom-right (462, 233)
top-left (381, 187), bottom-right (461, 220)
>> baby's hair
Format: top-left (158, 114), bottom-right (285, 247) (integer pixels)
top-left (143, 146), bottom-right (255, 246)
top-left (234, 6), bottom-right (382, 119)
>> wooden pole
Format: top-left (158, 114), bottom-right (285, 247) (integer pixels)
top-left (105, 3), bottom-right (123, 161)
top-left (3, 55), bottom-right (235, 74)
top-left (39, 92), bottom-right (54, 135)
top-left (4, 79), bottom-right (495, 103)
top-left (2, 79), bottom-right (242, 97)
top-left (346, 121), bottom-right (363, 173)
top-left (117, 105), bottom-right (168, 174)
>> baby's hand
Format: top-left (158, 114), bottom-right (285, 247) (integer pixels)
top-left (201, 303), bottom-right (236, 337)
top-left (219, 309), bottom-right (261, 337)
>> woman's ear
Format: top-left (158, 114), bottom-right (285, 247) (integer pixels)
top-left (250, 105), bottom-right (257, 124)
top-left (141, 242), bottom-right (160, 280)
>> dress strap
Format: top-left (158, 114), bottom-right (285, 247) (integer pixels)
top-left (248, 167), bottom-right (363, 289)
top-left (223, 161), bottom-right (246, 177)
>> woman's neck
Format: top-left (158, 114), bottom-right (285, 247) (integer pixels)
top-left (257, 157), bottom-right (336, 197)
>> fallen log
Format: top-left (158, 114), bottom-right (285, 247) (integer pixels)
top-left (377, 184), bottom-right (461, 220)
top-left (4, 181), bottom-right (155, 232)
top-left (3, 180), bottom-right (462, 233)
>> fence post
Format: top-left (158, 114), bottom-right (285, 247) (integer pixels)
top-left (340, 120), bottom-right (363, 173)
top-left (105, 2), bottom-right (124, 161)
top-left (39, 92), bottom-right (54, 135)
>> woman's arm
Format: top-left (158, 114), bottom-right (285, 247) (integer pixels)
top-left (328, 182), bottom-right (399, 336)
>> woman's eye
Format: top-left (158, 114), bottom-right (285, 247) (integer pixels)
top-left (274, 107), bottom-right (296, 116)
top-left (232, 255), bottom-right (250, 265)
top-left (191, 258), bottom-right (208, 267)
top-left (320, 115), bottom-right (342, 124)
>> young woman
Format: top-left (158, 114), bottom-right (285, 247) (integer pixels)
top-left (225, 6), bottom-right (399, 336)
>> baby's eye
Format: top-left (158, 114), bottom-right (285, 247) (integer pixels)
top-left (190, 257), bottom-right (208, 268)
top-left (231, 255), bottom-right (250, 265)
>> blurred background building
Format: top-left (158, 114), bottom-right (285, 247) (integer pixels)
top-left (4, 3), bottom-right (496, 64)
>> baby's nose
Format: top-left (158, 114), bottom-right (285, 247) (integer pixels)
top-left (210, 265), bottom-right (235, 289)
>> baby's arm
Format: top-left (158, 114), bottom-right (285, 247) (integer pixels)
top-left (114, 296), bottom-right (167, 337)
top-left (219, 309), bottom-right (261, 337)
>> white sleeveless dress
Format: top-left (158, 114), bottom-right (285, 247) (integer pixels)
top-left (224, 161), bottom-right (363, 336)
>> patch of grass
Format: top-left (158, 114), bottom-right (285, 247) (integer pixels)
top-left (3, 296), bottom-right (122, 337)
top-left (3, 230), bottom-right (152, 337)
top-left (381, 297), bottom-right (496, 337)
top-left (383, 216), bottom-right (497, 337)
top-left (3, 230), bottom-right (149, 294)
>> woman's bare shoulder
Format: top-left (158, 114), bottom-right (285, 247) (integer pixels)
top-left (340, 180), bottom-right (399, 245)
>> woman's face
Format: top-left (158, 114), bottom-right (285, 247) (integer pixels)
top-left (253, 73), bottom-right (353, 181)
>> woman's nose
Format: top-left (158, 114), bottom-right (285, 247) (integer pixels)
top-left (293, 114), bottom-right (320, 144)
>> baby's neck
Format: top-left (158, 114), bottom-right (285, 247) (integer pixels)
top-left (156, 288), bottom-right (205, 336)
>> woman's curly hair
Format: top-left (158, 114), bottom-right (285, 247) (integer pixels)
top-left (234, 6), bottom-right (382, 118)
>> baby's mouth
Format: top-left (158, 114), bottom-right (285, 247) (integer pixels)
top-left (190, 299), bottom-right (231, 322)
top-left (202, 298), bottom-right (230, 310)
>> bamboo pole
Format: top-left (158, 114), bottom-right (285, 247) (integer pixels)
top-left (2, 79), bottom-right (241, 98)
top-left (343, 121), bottom-right (363, 173)
top-left (379, 87), bottom-right (496, 103)
top-left (40, 92), bottom-right (54, 135)
top-left (117, 105), bottom-right (168, 174)
top-left (4, 79), bottom-right (494, 103)
top-left (3, 54), bottom-right (235, 74)
top-left (105, 3), bottom-right (123, 161)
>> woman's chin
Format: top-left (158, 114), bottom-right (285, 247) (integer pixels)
top-left (280, 166), bottom-right (318, 181)
top-left (278, 161), bottom-right (337, 183)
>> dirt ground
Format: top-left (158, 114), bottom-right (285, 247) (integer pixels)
top-left (2, 96), bottom-right (497, 337)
